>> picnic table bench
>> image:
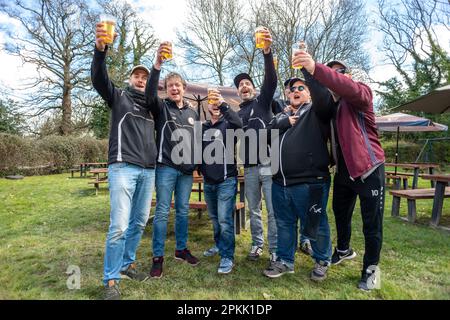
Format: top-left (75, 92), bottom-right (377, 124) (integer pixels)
top-left (79, 162), bottom-right (108, 178)
top-left (385, 172), bottom-right (409, 190)
top-left (390, 184), bottom-right (450, 230)
top-left (385, 163), bottom-right (440, 189)
top-left (421, 174), bottom-right (450, 228)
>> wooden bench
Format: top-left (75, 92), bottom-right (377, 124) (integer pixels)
top-left (386, 173), bottom-right (409, 190)
top-left (150, 199), bottom-right (246, 235)
top-left (69, 168), bottom-right (80, 178)
top-left (88, 179), bottom-right (108, 195)
top-left (390, 187), bottom-right (450, 224)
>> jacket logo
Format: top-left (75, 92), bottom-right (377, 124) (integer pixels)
top-left (188, 117), bottom-right (195, 125)
top-left (309, 204), bottom-right (322, 214)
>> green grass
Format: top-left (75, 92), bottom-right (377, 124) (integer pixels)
top-left (0, 173), bottom-right (449, 300)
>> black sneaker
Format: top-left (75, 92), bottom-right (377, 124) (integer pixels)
top-left (175, 249), bottom-right (200, 266)
top-left (120, 263), bottom-right (149, 282)
top-left (331, 248), bottom-right (356, 265)
top-left (358, 265), bottom-right (381, 291)
top-left (104, 280), bottom-right (121, 300)
top-left (150, 257), bottom-right (164, 279)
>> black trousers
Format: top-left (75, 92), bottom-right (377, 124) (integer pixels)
top-left (332, 164), bottom-right (385, 270)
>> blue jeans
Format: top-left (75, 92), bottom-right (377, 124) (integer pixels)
top-left (152, 165), bottom-right (193, 257)
top-left (244, 165), bottom-right (277, 252)
top-left (272, 182), bottom-right (332, 267)
top-left (103, 163), bottom-right (155, 285)
top-left (204, 178), bottom-right (237, 260)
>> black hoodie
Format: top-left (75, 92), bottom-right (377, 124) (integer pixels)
top-left (91, 47), bottom-right (157, 168)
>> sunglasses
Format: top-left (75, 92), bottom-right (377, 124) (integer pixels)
top-left (289, 85), bottom-right (305, 93)
top-left (335, 67), bottom-right (347, 74)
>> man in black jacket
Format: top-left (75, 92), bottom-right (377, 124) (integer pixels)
top-left (201, 89), bottom-right (243, 274)
top-left (145, 42), bottom-right (200, 279)
top-left (233, 26), bottom-right (278, 264)
top-left (91, 23), bottom-right (157, 300)
top-left (263, 75), bottom-right (333, 281)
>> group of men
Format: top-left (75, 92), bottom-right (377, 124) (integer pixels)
top-left (92, 24), bottom-right (385, 300)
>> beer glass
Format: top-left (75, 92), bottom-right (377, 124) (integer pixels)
top-left (255, 26), bottom-right (266, 49)
top-left (292, 41), bottom-right (307, 69)
top-left (273, 53), bottom-right (278, 70)
top-left (208, 87), bottom-right (219, 105)
top-left (161, 41), bottom-right (173, 61)
top-left (99, 14), bottom-right (116, 45)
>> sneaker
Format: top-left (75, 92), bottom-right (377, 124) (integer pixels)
top-left (263, 260), bottom-right (294, 278)
top-left (104, 280), bottom-right (121, 300)
top-left (310, 262), bottom-right (328, 282)
top-left (331, 248), bottom-right (357, 265)
top-left (247, 246), bottom-right (263, 261)
top-left (299, 241), bottom-right (313, 256)
top-left (358, 265), bottom-right (381, 291)
top-left (120, 263), bottom-right (149, 282)
top-left (218, 258), bottom-right (234, 274)
top-left (150, 257), bottom-right (164, 279)
top-left (175, 248), bottom-right (200, 266)
top-left (203, 246), bottom-right (219, 257)
top-left (269, 252), bottom-right (277, 262)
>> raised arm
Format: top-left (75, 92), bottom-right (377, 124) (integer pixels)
top-left (302, 69), bottom-right (335, 121)
top-left (258, 50), bottom-right (277, 111)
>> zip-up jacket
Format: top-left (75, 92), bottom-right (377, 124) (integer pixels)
top-left (238, 51), bottom-right (277, 167)
top-left (312, 63), bottom-right (385, 179)
top-left (269, 70), bottom-right (334, 186)
top-left (145, 67), bottom-right (199, 175)
top-left (91, 47), bottom-right (157, 168)
top-left (200, 103), bottom-right (243, 185)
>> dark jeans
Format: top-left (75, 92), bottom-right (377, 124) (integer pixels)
top-left (204, 177), bottom-right (237, 260)
top-left (332, 164), bottom-right (385, 270)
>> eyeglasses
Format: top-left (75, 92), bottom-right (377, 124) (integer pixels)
top-left (289, 85), bottom-right (305, 93)
top-left (335, 67), bottom-right (347, 74)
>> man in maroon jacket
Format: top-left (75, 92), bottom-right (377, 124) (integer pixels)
top-left (293, 53), bottom-right (385, 291)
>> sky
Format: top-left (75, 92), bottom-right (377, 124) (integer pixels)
top-left (0, 0), bottom-right (449, 105)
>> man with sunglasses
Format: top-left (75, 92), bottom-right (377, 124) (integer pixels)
top-left (263, 76), bottom-right (333, 281)
top-left (293, 53), bottom-right (385, 291)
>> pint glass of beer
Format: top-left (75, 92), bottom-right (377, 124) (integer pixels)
top-left (255, 26), bottom-right (266, 49)
top-left (292, 41), bottom-right (307, 69)
top-left (161, 41), bottom-right (173, 61)
top-left (273, 53), bottom-right (278, 70)
top-left (207, 87), bottom-right (219, 105)
top-left (99, 14), bottom-right (116, 45)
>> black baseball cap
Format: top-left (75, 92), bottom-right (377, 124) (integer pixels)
top-left (234, 73), bottom-right (255, 88)
top-left (288, 77), bottom-right (306, 88)
top-left (283, 78), bottom-right (292, 88)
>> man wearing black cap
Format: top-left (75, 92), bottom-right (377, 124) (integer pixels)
top-left (233, 26), bottom-right (278, 264)
top-left (263, 76), bottom-right (333, 281)
top-left (92, 24), bottom-right (157, 299)
top-left (271, 78), bottom-right (292, 115)
top-left (293, 53), bottom-right (385, 291)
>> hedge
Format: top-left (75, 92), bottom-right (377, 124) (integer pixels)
top-left (0, 134), bottom-right (108, 177)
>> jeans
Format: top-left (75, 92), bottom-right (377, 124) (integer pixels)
top-left (333, 165), bottom-right (385, 270)
top-left (152, 165), bottom-right (193, 257)
top-left (244, 165), bottom-right (277, 252)
top-left (103, 162), bottom-right (155, 285)
top-left (203, 177), bottom-right (237, 260)
top-left (272, 182), bottom-right (332, 267)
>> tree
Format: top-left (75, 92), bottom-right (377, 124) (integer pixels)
top-left (0, 0), bottom-right (96, 135)
top-left (0, 98), bottom-right (24, 135)
top-left (376, 0), bottom-right (450, 114)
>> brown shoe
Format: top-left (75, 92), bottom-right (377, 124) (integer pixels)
top-left (150, 257), bottom-right (164, 279)
top-left (174, 249), bottom-right (199, 266)
top-left (104, 280), bottom-right (121, 300)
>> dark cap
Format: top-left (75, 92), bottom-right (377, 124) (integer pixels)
top-left (234, 73), bottom-right (255, 88)
top-left (283, 78), bottom-right (292, 88)
top-left (326, 60), bottom-right (349, 70)
top-left (130, 65), bottom-right (150, 76)
top-left (288, 77), bottom-right (306, 88)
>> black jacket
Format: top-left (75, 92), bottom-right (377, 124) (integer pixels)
top-left (145, 68), bottom-right (200, 175)
top-left (269, 70), bottom-right (334, 186)
top-left (238, 51), bottom-right (277, 167)
top-left (271, 98), bottom-right (288, 115)
top-left (91, 48), bottom-right (157, 168)
top-left (200, 103), bottom-right (243, 185)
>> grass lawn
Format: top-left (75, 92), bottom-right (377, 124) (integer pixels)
top-left (0, 173), bottom-right (449, 300)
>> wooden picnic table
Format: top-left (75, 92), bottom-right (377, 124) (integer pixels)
top-left (385, 162), bottom-right (440, 189)
top-left (79, 162), bottom-right (107, 177)
top-left (421, 174), bottom-right (450, 227)
top-left (89, 168), bottom-right (108, 180)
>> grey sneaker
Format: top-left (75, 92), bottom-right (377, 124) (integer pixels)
top-left (310, 262), bottom-right (328, 282)
top-left (358, 265), bottom-right (381, 291)
top-left (203, 246), bottom-right (219, 257)
top-left (299, 241), bottom-right (313, 256)
top-left (218, 258), bottom-right (234, 274)
top-left (263, 260), bottom-right (294, 278)
top-left (247, 246), bottom-right (263, 261)
top-left (104, 280), bottom-right (121, 300)
top-left (120, 263), bottom-right (149, 282)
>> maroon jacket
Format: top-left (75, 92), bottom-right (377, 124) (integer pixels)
top-left (313, 63), bottom-right (385, 179)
